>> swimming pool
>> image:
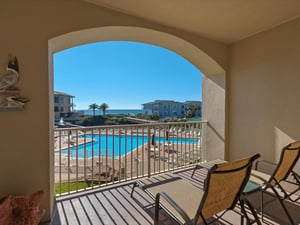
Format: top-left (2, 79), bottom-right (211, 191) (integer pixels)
top-left (61, 134), bottom-right (197, 158)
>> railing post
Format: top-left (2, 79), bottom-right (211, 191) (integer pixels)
top-left (202, 121), bottom-right (207, 162)
top-left (147, 126), bottom-right (151, 178)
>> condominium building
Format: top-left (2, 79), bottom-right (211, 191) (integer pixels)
top-left (54, 91), bottom-right (74, 121)
top-left (142, 100), bottom-right (201, 118)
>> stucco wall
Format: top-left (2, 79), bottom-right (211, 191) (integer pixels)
top-left (0, 0), bottom-right (227, 221)
top-left (229, 18), bottom-right (300, 164)
top-left (202, 73), bottom-right (226, 161)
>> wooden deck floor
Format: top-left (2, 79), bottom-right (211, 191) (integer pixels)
top-left (51, 167), bottom-right (300, 225)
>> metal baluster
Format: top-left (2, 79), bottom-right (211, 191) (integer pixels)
top-left (158, 125), bottom-right (161, 173)
top-left (136, 127), bottom-right (139, 177)
top-left (84, 130), bottom-right (87, 189)
top-left (59, 130), bottom-right (62, 195)
top-left (98, 129), bottom-right (101, 185)
top-left (119, 127), bottom-right (121, 182)
top-left (112, 128), bottom-right (115, 183)
top-left (76, 129), bottom-right (79, 192)
top-left (91, 129), bottom-right (94, 188)
top-left (141, 127), bottom-right (145, 176)
top-left (125, 128), bottom-right (127, 181)
top-left (105, 128), bottom-right (108, 185)
top-left (130, 127), bottom-right (133, 179)
top-left (147, 126), bottom-right (151, 178)
top-left (184, 124), bottom-right (187, 166)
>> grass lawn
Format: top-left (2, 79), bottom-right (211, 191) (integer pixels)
top-left (55, 180), bottom-right (102, 194)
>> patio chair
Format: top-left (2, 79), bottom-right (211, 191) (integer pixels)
top-left (250, 141), bottom-right (300, 225)
top-left (131, 154), bottom-right (260, 225)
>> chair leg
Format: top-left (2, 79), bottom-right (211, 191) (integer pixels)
top-left (241, 195), bottom-right (262, 225)
top-left (130, 182), bottom-right (138, 198)
top-left (199, 213), bottom-right (209, 225)
top-left (260, 188), bottom-right (264, 223)
top-left (191, 164), bottom-right (200, 178)
top-left (239, 198), bottom-right (251, 225)
top-left (263, 187), bottom-right (296, 225)
top-left (154, 193), bottom-right (161, 225)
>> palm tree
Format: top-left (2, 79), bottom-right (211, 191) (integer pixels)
top-left (99, 103), bottom-right (109, 116)
top-left (185, 103), bottom-right (200, 118)
top-left (89, 103), bottom-right (98, 117)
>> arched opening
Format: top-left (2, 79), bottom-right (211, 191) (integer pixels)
top-left (53, 41), bottom-right (203, 117)
top-left (48, 26), bottom-right (226, 200)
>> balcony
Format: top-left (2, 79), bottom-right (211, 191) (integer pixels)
top-left (52, 167), bottom-right (300, 225)
top-left (53, 122), bottom-right (300, 224)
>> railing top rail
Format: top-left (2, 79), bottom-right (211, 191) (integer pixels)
top-left (54, 120), bottom-right (207, 132)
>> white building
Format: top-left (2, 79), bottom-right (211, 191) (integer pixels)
top-left (142, 100), bottom-right (201, 118)
top-left (54, 91), bottom-right (75, 121)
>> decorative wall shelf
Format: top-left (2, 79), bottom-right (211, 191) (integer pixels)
top-left (0, 56), bottom-right (29, 111)
top-left (0, 107), bottom-right (24, 112)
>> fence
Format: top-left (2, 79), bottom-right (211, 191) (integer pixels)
top-left (54, 121), bottom-right (207, 196)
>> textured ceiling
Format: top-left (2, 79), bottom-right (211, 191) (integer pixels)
top-left (84, 0), bottom-right (300, 43)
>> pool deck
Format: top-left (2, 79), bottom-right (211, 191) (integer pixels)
top-left (55, 140), bottom-right (199, 183)
top-left (54, 129), bottom-right (201, 183)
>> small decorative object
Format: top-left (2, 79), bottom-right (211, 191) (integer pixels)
top-left (0, 55), bottom-right (19, 92)
top-left (0, 55), bottom-right (30, 111)
top-left (0, 190), bottom-right (45, 225)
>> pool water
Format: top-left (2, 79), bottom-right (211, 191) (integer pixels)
top-left (61, 134), bottom-right (197, 158)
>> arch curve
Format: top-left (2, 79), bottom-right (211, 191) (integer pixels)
top-left (49, 26), bottom-right (225, 76)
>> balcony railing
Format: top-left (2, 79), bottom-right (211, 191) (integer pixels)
top-left (54, 121), bottom-right (207, 196)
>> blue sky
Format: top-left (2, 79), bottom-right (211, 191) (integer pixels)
top-left (54, 41), bottom-right (202, 110)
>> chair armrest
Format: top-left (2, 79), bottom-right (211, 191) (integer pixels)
top-left (155, 192), bottom-right (192, 225)
top-left (255, 159), bottom-right (276, 174)
top-left (250, 172), bottom-right (269, 184)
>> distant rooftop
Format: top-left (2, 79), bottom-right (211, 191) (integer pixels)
top-left (142, 100), bottom-right (177, 105)
top-left (54, 91), bottom-right (74, 98)
top-left (184, 100), bottom-right (202, 104)
top-left (142, 100), bottom-right (201, 105)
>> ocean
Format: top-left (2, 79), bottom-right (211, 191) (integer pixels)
top-left (78, 109), bottom-right (143, 116)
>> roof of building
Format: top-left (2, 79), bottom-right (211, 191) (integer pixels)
top-left (142, 100), bottom-right (180, 105)
top-left (142, 100), bottom-right (201, 105)
top-left (54, 91), bottom-right (74, 98)
top-left (184, 101), bottom-right (202, 105)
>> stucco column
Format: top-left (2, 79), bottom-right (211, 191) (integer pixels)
top-left (202, 73), bottom-right (226, 161)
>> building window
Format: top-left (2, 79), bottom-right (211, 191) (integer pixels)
top-left (60, 106), bottom-right (64, 112)
top-left (59, 96), bottom-right (64, 103)
top-left (54, 96), bottom-right (59, 103)
top-left (54, 106), bottom-right (59, 112)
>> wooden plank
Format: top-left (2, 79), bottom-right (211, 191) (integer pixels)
top-left (55, 167), bottom-right (299, 225)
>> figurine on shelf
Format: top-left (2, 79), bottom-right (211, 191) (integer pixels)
top-left (0, 96), bottom-right (30, 109)
top-left (0, 55), bottom-right (19, 92)
top-left (0, 55), bottom-right (30, 111)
